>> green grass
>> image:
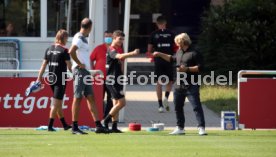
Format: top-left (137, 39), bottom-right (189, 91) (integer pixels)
top-left (1, 129), bottom-right (276, 157)
top-left (200, 86), bottom-right (237, 115)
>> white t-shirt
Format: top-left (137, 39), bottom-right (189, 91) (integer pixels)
top-left (71, 32), bottom-right (91, 70)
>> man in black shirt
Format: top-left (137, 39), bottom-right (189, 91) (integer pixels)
top-left (37, 29), bottom-right (72, 131)
top-left (148, 16), bottom-right (176, 112)
top-left (103, 30), bottom-right (139, 133)
top-left (153, 33), bottom-right (207, 136)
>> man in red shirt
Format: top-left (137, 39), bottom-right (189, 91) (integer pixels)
top-left (90, 31), bottom-right (113, 120)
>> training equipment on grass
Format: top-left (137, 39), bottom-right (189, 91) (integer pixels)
top-left (221, 111), bottom-right (236, 130)
top-left (79, 125), bottom-right (90, 131)
top-left (147, 127), bottom-right (159, 132)
top-left (25, 81), bottom-right (44, 96)
top-left (128, 123), bottom-right (141, 131)
top-left (35, 126), bottom-right (59, 131)
top-left (152, 123), bottom-right (165, 131)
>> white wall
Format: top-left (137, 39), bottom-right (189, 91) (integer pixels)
top-left (21, 41), bottom-right (51, 69)
top-left (20, 40), bottom-right (73, 77)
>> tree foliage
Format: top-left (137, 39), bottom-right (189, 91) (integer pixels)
top-left (198, 0), bottom-right (276, 78)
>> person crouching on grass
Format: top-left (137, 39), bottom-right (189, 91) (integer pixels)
top-left (103, 30), bottom-right (140, 133)
top-left (37, 29), bottom-right (72, 132)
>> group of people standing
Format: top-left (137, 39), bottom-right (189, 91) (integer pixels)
top-left (37, 16), bottom-right (207, 136)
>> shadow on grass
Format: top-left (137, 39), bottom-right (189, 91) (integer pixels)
top-left (126, 131), bottom-right (276, 137)
top-left (0, 133), bottom-right (51, 136)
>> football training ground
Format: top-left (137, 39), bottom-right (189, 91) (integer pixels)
top-left (0, 129), bottom-right (276, 157)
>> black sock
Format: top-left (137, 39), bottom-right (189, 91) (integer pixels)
top-left (158, 100), bottom-right (163, 107)
top-left (104, 123), bottom-right (109, 129)
top-left (95, 121), bottom-right (103, 128)
top-left (48, 118), bottom-right (54, 129)
top-left (60, 117), bottom-right (68, 128)
top-left (104, 114), bottom-right (112, 125)
top-left (165, 91), bottom-right (170, 99)
top-left (72, 121), bottom-right (78, 130)
top-left (112, 121), bottom-right (118, 130)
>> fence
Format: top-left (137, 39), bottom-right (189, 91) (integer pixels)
top-left (0, 39), bottom-right (21, 77)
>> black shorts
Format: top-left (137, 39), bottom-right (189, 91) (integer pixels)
top-left (154, 60), bottom-right (174, 81)
top-left (106, 83), bottom-right (125, 100)
top-left (50, 84), bottom-right (66, 100)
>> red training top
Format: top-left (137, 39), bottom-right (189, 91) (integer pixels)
top-left (90, 43), bottom-right (107, 78)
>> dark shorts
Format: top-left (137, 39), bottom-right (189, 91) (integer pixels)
top-left (50, 84), bottom-right (66, 100)
top-left (154, 60), bottom-right (174, 81)
top-left (106, 83), bottom-right (125, 100)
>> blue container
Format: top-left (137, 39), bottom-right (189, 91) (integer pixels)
top-left (221, 111), bottom-right (236, 130)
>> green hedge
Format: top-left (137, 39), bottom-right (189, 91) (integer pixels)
top-left (198, 0), bottom-right (276, 80)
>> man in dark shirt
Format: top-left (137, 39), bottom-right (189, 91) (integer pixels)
top-left (153, 33), bottom-right (207, 136)
top-left (148, 16), bottom-right (176, 112)
top-left (103, 30), bottom-right (139, 133)
top-left (37, 29), bottom-right (72, 131)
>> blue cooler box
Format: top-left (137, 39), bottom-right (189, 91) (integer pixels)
top-left (221, 111), bottom-right (236, 130)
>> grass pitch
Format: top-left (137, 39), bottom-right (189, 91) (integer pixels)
top-left (0, 129), bottom-right (276, 157)
top-left (201, 85), bottom-right (237, 114)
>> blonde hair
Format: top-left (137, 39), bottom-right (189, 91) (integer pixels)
top-left (174, 33), bottom-right (192, 46)
top-left (55, 29), bottom-right (68, 45)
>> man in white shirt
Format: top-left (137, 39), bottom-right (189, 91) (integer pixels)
top-left (69, 18), bottom-right (108, 134)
